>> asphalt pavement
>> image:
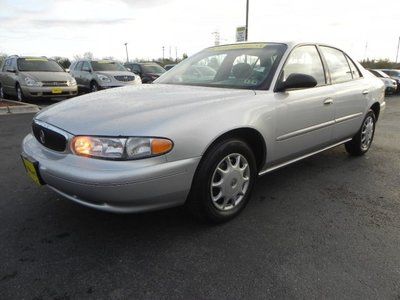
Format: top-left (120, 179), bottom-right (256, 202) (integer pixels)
top-left (0, 96), bottom-right (399, 299)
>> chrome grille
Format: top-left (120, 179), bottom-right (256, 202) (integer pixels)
top-left (32, 121), bottom-right (67, 152)
top-left (42, 81), bottom-right (68, 87)
top-left (114, 75), bottom-right (135, 82)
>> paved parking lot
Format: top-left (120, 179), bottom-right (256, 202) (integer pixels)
top-left (0, 96), bottom-right (399, 299)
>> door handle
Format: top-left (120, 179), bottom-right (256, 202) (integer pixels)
top-left (323, 98), bottom-right (334, 105)
top-left (362, 90), bottom-right (369, 95)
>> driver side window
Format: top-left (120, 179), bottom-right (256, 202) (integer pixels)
top-left (281, 45), bottom-right (326, 86)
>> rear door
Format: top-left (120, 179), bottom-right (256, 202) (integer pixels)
top-left (319, 46), bottom-right (367, 141)
top-left (273, 45), bottom-right (335, 162)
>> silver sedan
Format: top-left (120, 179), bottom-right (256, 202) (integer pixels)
top-left (21, 42), bottom-right (385, 223)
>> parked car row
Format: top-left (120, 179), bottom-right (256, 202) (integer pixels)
top-left (0, 55), bottom-right (168, 101)
top-left (368, 68), bottom-right (400, 94)
top-left (0, 56), bottom-right (78, 101)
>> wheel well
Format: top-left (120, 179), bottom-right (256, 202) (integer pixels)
top-left (205, 128), bottom-right (267, 171)
top-left (370, 102), bottom-right (380, 120)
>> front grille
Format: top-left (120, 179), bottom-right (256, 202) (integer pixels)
top-left (114, 75), bottom-right (135, 82)
top-left (32, 121), bottom-right (67, 152)
top-left (42, 81), bottom-right (68, 87)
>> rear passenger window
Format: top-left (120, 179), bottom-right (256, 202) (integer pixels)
top-left (281, 45), bottom-right (326, 86)
top-left (346, 55), bottom-right (361, 79)
top-left (320, 47), bottom-right (352, 83)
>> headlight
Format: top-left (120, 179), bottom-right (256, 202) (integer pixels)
top-left (71, 136), bottom-right (173, 160)
top-left (97, 74), bottom-right (111, 82)
top-left (67, 78), bottom-right (77, 86)
top-left (25, 77), bottom-right (43, 87)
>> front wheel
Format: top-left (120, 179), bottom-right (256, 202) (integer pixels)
top-left (0, 84), bottom-right (5, 99)
top-left (345, 110), bottom-right (376, 156)
top-left (187, 139), bottom-right (257, 223)
top-left (90, 81), bottom-right (100, 93)
top-left (16, 84), bottom-right (25, 102)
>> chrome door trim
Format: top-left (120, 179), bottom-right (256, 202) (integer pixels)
top-left (259, 138), bottom-right (352, 176)
top-left (276, 120), bottom-right (335, 141)
top-left (335, 112), bottom-right (363, 124)
top-left (276, 112), bottom-right (363, 141)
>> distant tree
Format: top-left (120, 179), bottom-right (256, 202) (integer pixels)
top-left (83, 52), bottom-right (94, 60)
top-left (182, 53), bottom-right (188, 60)
top-left (360, 59), bottom-right (400, 69)
top-left (73, 52), bottom-right (94, 61)
top-left (51, 56), bottom-right (71, 69)
top-left (0, 53), bottom-right (7, 66)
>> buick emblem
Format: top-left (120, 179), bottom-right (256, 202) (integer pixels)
top-left (39, 130), bottom-right (45, 144)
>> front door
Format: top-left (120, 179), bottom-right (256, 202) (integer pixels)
top-left (272, 45), bottom-right (335, 163)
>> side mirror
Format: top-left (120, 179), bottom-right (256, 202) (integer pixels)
top-left (276, 73), bottom-right (317, 92)
top-left (7, 68), bottom-right (16, 73)
top-left (126, 67), bottom-right (132, 72)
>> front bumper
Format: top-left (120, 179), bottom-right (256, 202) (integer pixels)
top-left (22, 134), bottom-right (200, 213)
top-left (22, 86), bottom-right (78, 98)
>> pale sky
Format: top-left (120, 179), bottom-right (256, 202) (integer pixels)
top-left (0, 0), bottom-right (399, 62)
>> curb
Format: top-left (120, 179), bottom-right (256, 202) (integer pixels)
top-left (0, 99), bottom-right (39, 115)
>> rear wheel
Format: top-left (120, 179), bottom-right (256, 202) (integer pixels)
top-left (345, 110), bottom-right (376, 156)
top-left (187, 139), bottom-right (257, 223)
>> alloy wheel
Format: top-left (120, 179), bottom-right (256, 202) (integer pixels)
top-left (361, 116), bottom-right (374, 151)
top-left (210, 153), bottom-right (250, 211)
top-left (17, 86), bottom-right (23, 102)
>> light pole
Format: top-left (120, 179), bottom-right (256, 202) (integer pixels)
top-left (245, 0), bottom-right (249, 41)
top-left (396, 36), bottom-right (400, 63)
top-left (124, 43), bottom-right (129, 63)
top-left (162, 46), bottom-right (165, 61)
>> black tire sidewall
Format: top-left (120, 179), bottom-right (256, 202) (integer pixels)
top-left (16, 84), bottom-right (24, 102)
top-left (190, 139), bottom-right (257, 222)
top-left (90, 81), bottom-right (99, 92)
top-left (346, 110), bottom-right (376, 155)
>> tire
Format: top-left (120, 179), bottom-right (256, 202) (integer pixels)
top-left (90, 81), bottom-right (99, 93)
top-left (0, 84), bottom-right (5, 99)
top-left (345, 110), bottom-right (376, 156)
top-left (186, 139), bottom-right (257, 223)
top-left (16, 84), bottom-right (25, 102)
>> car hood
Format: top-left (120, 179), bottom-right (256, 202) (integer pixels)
top-left (95, 71), bottom-right (136, 77)
top-left (22, 72), bottom-right (73, 82)
top-left (36, 84), bottom-right (256, 136)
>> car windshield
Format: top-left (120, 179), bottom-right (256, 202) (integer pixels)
top-left (142, 64), bottom-right (166, 74)
top-left (155, 43), bottom-right (287, 89)
top-left (91, 61), bottom-right (127, 72)
top-left (17, 58), bottom-right (64, 72)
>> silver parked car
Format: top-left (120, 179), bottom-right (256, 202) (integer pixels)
top-left (69, 59), bottom-right (141, 92)
top-left (368, 69), bottom-right (397, 94)
top-left (22, 42), bottom-right (385, 223)
top-left (0, 56), bottom-right (78, 101)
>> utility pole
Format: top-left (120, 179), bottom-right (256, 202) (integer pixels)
top-left (162, 46), bottom-right (165, 61)
top-left (245, 0), bottom-right (249, 41)
top-left (175, 47), bottom-right (178, 61)
top-left (124, 42), bottom-right (129, 63)
top-left (396, 36), bottom-right (400, 63)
